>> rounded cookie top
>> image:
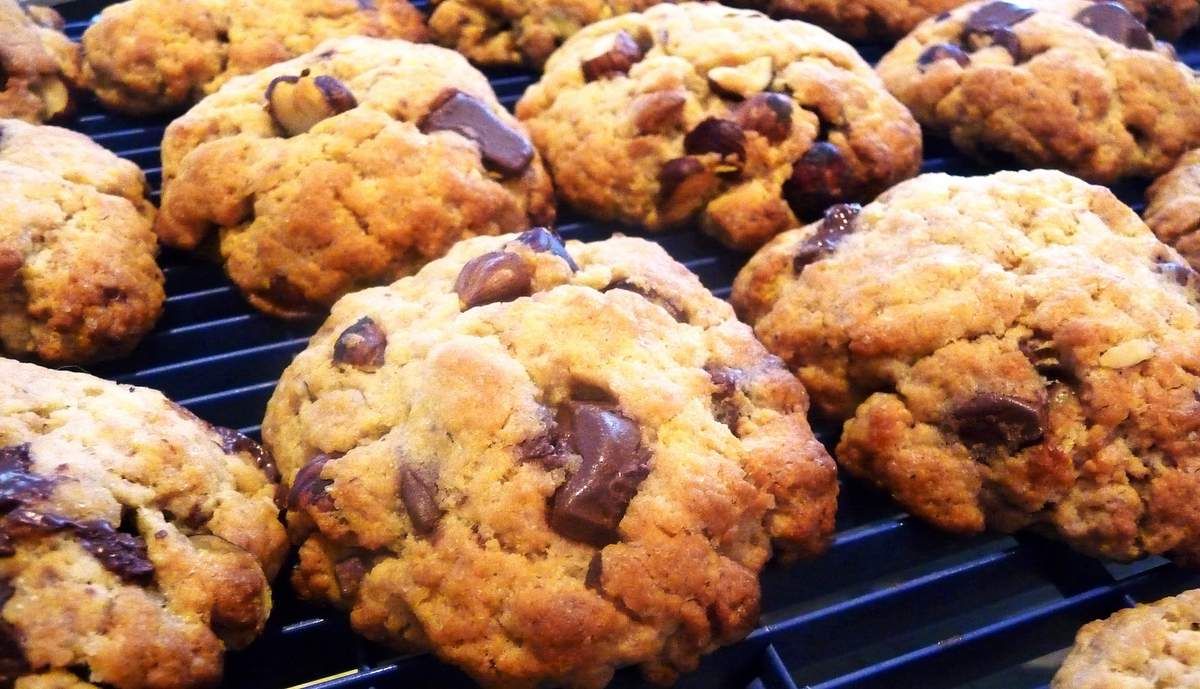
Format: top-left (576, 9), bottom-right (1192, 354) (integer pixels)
top-left (760, 0), bottom-right (966, 41)
top-left (878, 0), bottom-right (1200, 184)
top-left (0, 358), bottom-right (287, 689)
top-left (0, 119), bottom-right (163, 364)
top-left (1052, 590), bottom-right (1200, 689)
top-left (1146, 148), bottom-right (1200, 272)
top-left (263, 229), bottom-right (837, 688)
top-left (733, 169), bottom-right (1200, 565)
top-left (515, 2), bottom-right (922, 251)
top-left (80, 0), bottom-right (428, 115)
top-left (0, 0), bottom-right (79, 123)
top-left (157, 37), bottom-right (555, 320)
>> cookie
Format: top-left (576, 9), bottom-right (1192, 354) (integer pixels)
top-left (1052, 590), bottom-right (1200, 689)
top-left (1119, 0), bottom-right (1200, 38)
top-left (80, 0), bottom-right (428, 115)
top-left (0, 357), bottom-right (288, 689)
top-left (877, 0), bottom-right (1200, 184)
top-left (262, 229), bottom-right (838, 688)
top-left (733, 169), bottom-right (1200, 565)
top-left (0, 0), bottom-right (80, 122)
top-left (515, 3), bottom-right (922, 251)
top-left (157, 37), bottom-right (555, 320)
top-left (0, 119), bottom-right (163, 364)
top-left (1145, 148), bottom-right (1200, 273)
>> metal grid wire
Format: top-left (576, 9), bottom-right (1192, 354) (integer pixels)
top-left (48, 1), bottom-right (1200, 686)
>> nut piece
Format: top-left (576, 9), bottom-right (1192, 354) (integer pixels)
top-left (632, 91), bottom-right (687, 135)
top-left (582, 31), bottom-right (645, 81)
top-left (454, 251), bottom-right (533, 308)
top-left (683, 118), bottom-right (746, 173)
top-left (784, 142), bottom-right (850, 221)
top-left (420, 89), bottom-right (535, 178)
top-left (333, 317), bottom-right (388, 369)
top-left (732, 93), bottom-right (793, 143)
top-left (658, 156), bottom-right (718, 224)
top-left (1098, 339), bottom-right (1156, 369)
top-left (707, 57), bottom-right (773, 99)
top-left (266, 74), bottom-right (357, 137)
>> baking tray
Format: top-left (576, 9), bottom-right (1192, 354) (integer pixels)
top-left (49, 1), bottom-right (1200, 686)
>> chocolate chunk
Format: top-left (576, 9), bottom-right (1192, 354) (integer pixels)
top-left (0, 445), bottom-right (56, 513)
top-left (214, 427), bottom-right (281, 483)
top-left (550, 403), bottom-right (651, 545)
top-left (659, 156), bottom-right (706, 201)
top-left (454, 251), bottom-right (533, 308)
top-left (419, 89), bottom-right (534, 177)
top-left (334, 556), bottom-right (368, 598)
top-left (0, 615), bottom-right (26, 688)
top-left (966, 2), bottom-right (1036, 32)
top-left (732, 93), bottom-right (793, 144)
top-left (333, 317), bottom-right (388, 369)
top-left (517, 227), bottom-right (578, 272)
top-left (73, 519), bottom-right (155, 583)
top-left (289, 454), bottom-right (337, 513)
top-left (1020, 337), bottom-right (1071, 381)
top-left (918, 43), bottom-right (971, 70)
top-left (684, 118), bottom-right (746, 163)
top-left (783, 142), bottom-right (850, 221)
top-left (399, 466), bottom-right (440, 536)
top-left (632, 91), bottom-right (687, 135)
top-left (265, 74), bottom-right (357, 137)
top-left (1155, 257), bottom-right (1196, 286)
top-left (950, 393), bottom-right (1044, 451)
top-left (603, 279), bottom-right (687, 322)
top-left (582, 31), bottom-right (645, 81)
top-left (1075, 2), bottom-right (1154, 49)
top-left (0, 445), bottom-right (31, 475)
top-left (584, 552), bottom-right (603, 590)
top-left (706, 366), bottom-right (743, 430)
top-left (518, 418), bottom-right (573, 470)
top-left (793, 203), bottom-right (861, 273)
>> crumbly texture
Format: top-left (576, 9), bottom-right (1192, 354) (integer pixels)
top-left (80, 0), bottom-right (428, 115)
top-left (158, 37), bottom-right (555, 320)
top-left (878, 0), bottom-right (1200, 185)
top-left (1052, 590), bottom-right (1200, 689)
top-left (0, 119), bottom-right (163, 364)
top-left (1146, 148), bottom-right (1200, 273)
top-left (515, 3), bottom-right (921, 251)
top-left (0, 0), bottom-right (80, 122)
top-left (0, 358), bottom-right (288, 689)
top-left (263, 231), bottom-right (838, 689)
top-left (733, 170), bottom-right (1200, 565)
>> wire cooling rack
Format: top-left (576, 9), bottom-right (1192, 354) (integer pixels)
top-left (47, 1), bottom-right (1200, 687)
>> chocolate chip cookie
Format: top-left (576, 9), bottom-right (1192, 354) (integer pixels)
top-left (0, 357), bottom-right (287, 689)
top-left (878, 0), bottom-right (1200, 184)
top-left (1145, 148), bottom-right (1200, 273)
top-left (0, 119), bottom-right (163, 364)
top-left (1052, 590), bottom-right (1200, 689)
top-left (263, 229), bottom-right (838, 688)
top-left (158, 37), bottom-right (555, 320)
top-left (80, 0), bottom-right (428, 115)
top-left (733, 169), bottom-right (1200, 565)
top-left (0, 0), bottom-right (80, 122)
top-left (515, 2), bottom-right (922, 251)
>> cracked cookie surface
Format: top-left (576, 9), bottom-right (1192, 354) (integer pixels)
top-left (263, 229), bottom-right (837, 689)
top-left (0, 358), bottom-right (287, 689)
top-left (515, 2), bottom-right (921, 251)
top-left (80, 0), bottom-right (428, 115)
top-left (1052, 589), bottom-right (1200, 689)
top-left (158, 37), bottom-right (555, 320)
top-left (733, 169), bottom-right (1200, 565)
top-left (0, 119), bottom-right (163, 364)
top-left (878, 0), bottom-right (1200, 184)
top-left (0, 0), bottom-right (79, 122)
top-left (1146, 148), bottom-right (1200, 273)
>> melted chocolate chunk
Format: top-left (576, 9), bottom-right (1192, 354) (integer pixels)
top-left (550, 403), bottom-right (651, 546)
top-left (784, 142), bottom-right (850, 221)
top-left (518, 418), bottom-right (574, 470)
top-left (1076, 2), bottom-right (1154, 49)
top-left (214, 427), bottom-right (281, 484)
top-left (454, 251), bottom-right (533, 308)
top-left (517, 227), bottom-right (578, 271)
top-left (918, 43), bottom-right (971, 70)
top-left (73, 519), bottom-right (154, 583)
top-left (793, 203), bottom-right (861, 273)
top-left (334, 556), bottom-right (368, 598)
top-left (419, 90), bottom-right (534, 177)
top-left (705, 366), bottom-right (744, 430)
top-left (950, 393), bottom-right (1045, 451)
top-left (1020, 337), bottom-right (1071, 381)
top-left (333, 317), bottom-right (388, 369)
top-left (0, 445), bottom-right (56, 514)
top-left (582, 31), bottom-right (645, 81)
top-left (966, 1), bottom-right (1036, 32)
top-left (683, 118), bottom-right (746, 163)
top-left (731, 93), bottom-right (793, 144)
top-left (399, 466), bottom-right (440, 536)
top-left (289, 454), bottom-right (337, 513)
top-left (603, 279), bottom-right (686, 322)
